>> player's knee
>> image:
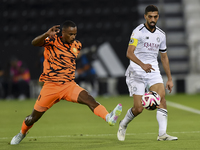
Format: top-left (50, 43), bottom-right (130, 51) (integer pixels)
top-left (132, 106), bottom-right (144, 115)
top-left (158, 90), bottom-right (165, 99)
top-left (160, 97), bottom-right (167, 108)
top-left (160, 94), bottom-right (166, 103)
top-left (137, 107), bottom-right (144, 114)
top-left (78, 90), bottom-right (99, 109)
top-left (78, 90), bottom-right (94, 103)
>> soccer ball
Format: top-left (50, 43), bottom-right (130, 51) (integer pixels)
top-left (141, 91), bottom-right (161, 110)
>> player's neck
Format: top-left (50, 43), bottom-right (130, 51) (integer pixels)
top-left (60, 36), bottom-right (70, 44)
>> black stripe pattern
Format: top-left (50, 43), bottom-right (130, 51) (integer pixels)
top-left (157, 108), bottom-right (168, 116)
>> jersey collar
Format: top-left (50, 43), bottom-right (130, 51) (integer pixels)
top-left (58, 36), bottom-right (72, 46)
top-left (144, 23), bottom-right (156, 33)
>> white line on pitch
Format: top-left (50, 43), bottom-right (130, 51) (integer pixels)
top-left (1, 131), bottom-right (200, 140)
top-left (167, 101), bottom-right (200, 115)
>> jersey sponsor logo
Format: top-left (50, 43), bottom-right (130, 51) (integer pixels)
top-left (144, 42), bottom-right (159, 51)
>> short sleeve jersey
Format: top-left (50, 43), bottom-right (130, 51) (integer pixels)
top-left (39, 35), bottom-right (82, 84)
top-left (126, 24), bottom-right (167, 74)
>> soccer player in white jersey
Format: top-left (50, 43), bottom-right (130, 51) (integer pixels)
top-left (117, 5), bottom-right (178, 141)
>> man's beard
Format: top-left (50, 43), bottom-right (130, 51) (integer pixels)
top-left (148, 22), bottom-right (156, 29)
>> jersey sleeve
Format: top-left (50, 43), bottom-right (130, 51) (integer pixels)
top-left (129, 28), bottom-right (140, 46)
top-left (159, 34), bottom-right (167, 53)
top-left (42, 35), bottom-right (56, 47)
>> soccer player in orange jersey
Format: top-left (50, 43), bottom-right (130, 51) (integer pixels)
top-left (10, 20), bottom-right (122, 145)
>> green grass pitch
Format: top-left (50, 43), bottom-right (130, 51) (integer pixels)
top-left (0, 94), bottom-right (200, 150)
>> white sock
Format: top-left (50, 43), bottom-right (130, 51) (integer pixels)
top-left (157, 108), bottom-right (168, 136)
top-left (105, 114), bottom-right (109, 122)
top-left (120, 108), bottom-right (135, 128)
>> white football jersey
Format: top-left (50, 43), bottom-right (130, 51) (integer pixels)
top-left (126, 24), bottom-right (167, 77)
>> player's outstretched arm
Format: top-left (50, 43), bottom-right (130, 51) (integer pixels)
top-left (32, 25), bottom-right (60, 47)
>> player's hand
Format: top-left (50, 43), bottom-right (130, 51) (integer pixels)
top-left (142, 64), bottom-right (155, 73)
top-left (46, 25), bottom-right (60, 36)
top-left (166, 80), bottom-right (173, 93)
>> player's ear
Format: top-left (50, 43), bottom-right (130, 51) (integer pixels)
top-left (144, 14), bottom-right (147, 20)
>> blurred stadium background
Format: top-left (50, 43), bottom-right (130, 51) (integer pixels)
top-left (1, 0), bottom-right (200, 98)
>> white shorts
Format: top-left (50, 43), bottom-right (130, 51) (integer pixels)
top-left (126, 71), bottom-right (163, 96)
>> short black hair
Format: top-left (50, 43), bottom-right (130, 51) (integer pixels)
top-left (62, 20), bottom-right (76, 29)
top-left (145, 5), bottom-right (159, 15)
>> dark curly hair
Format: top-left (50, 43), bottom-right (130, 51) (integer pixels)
top-left (145, 5), bottom-right (159, 15)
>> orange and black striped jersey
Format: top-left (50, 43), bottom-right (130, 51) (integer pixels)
top-left (39, 35), bottom-right (82, 84)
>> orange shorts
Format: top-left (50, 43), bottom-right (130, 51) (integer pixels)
top-left (34, 81), bottom-right (84, 112)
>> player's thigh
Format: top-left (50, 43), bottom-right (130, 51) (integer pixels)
top-left (77, 90), bottom-right (99, 109)
top-left (34, 83), bottom-right (60, 112)
top-left (62, 81), bottom-right (85, 103)
top-left (148, 73), bottom-right (165, 97)
top-left (133, 94), bottom-right (143, 108)
top-left (149, 83), bottom-right (165, 98)
top-left (150, 83), bottom-right (167, 109)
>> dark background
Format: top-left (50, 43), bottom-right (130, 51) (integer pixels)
top-left (1, 0), bottom-right (139, 80)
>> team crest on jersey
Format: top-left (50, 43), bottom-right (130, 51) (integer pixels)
top-left (156, 37), bottom-right (160, 42)
top-left (73, 48), bottom-right (77, 53)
